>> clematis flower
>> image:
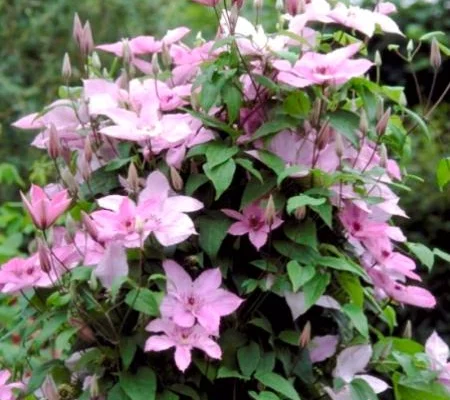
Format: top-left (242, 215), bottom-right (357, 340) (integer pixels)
top-left (93, 242), bottom-right (129, 289)
top-left (0, 370), bottom-right (25, 400)
top-left (145, 318), bottom-right (221, 372)
top-left (325, 345), bottom-right (388, 399)
top-left (222, 202), bottom-right (283, 250)
top-left (20, 184), bottom-right (71, 230)
top-left (425, 331), bottom-right (450, 389)
top-left (273, 43), bottom-right (373, 87)
top-left (160, 260), bottom-right (243, 334)
top-left (309, 335), bottom-right (339, 363)
top-left (285, 291), bottom-right (341, 320)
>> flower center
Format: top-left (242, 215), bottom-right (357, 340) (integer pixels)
top-left (248, 215), bottom-right (264, 230)
top-left (352, 222), bottom-right (362, 232)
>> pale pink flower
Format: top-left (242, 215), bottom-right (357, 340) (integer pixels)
top-left (145, 318), bottom-right (221, 372)
top-left (425, 331), bottom-right (450, 389)
top-left (94, 242), bottom-right (129, 289)
top-left (285, 291), bottom-right (341, 320)
top-left (309, 335), bottom-right (339, 363)
top-left (0, 370), bottom-right (25, 400)
top-left (326, 345), bottom-right (388, 399)
top-left (374, 2), bottom-right (397, 15)
top-left (273, 43), bottom-right (373, 87)
top-left (222, 203), bottom-right (283, 250)
top-left (160, 260), bottom-right (243, 334)
top-left (20, 185), bottom-right (71, 230)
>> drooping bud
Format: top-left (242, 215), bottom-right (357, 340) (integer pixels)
top-left (127, 162), bottom-right (140, 194)
top-left (264, 195), bottom-right (276, 226)
top-left (299, 321), bottom-right (311, 347)
top-left (376, 107), bottom-right (391, 136)
top-left (374, 50), bottom-right (382, 68)
top-left (294, 206), bottom-right (306, 220)
top-left (62, 53), bottom-right (72, 80)
top-left (48, 124), bottom-right (60, 160)
top-left (402, 320), bottom-right (412, 339)
top-left (72, 13), bottom-right (83, 47)
top-left (170, 166), bottom-right (184, 191)
top-left (335, 132), bottom-right (344, 158)
top-left (430, 38), bottom-right (442, 71)
top-left (81, 211), bottom-right (99, 242)
top-left (152, 53), bottom-right (161, 76)
top-left (359, 109), bottom-right (368, 136)
top-left (82, 21), bottom-right (94, 55)
top-left (37, 239), bottom-right (52, 273)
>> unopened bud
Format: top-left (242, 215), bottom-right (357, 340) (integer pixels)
top-left (117, 69), bottom-right (129, 91)
top-left (84, 138), bottom-right (93, 163)
top-left (264, 195), bottom-right (276, 226)
top-left (374, 50), bottom-right (382, 68)
top-left (376, 107), bottom-right (391, 136)
top-left (79, 156), bottom-right (91, 182)
top-left (65, 214), bottom-right (77, 243)
top-left (294, 206), bottom-right (306, 220)
top-left (335, 132), bottom-right (344, 158)
top-left (91, 51), bottom-right (102, 70)
top-left (152, 53), bottom-right (161, 76)
top-left (376, 99), bottom-right (384, 121)
top-left (134, 216), bottom-right (145, 236)
top-left (82, 21), bottom-right (94, 55)
top-left (72, 13), bottom-right (83, 48)
top-left (127, 162), bottom-right (140, 194)
top-left (233, 0), bottom-right (244, 8)
top-left (60, 145), bottom-right (72, 166)
top-left (62, 53), bottom-right (72, 80)
top-left (406, 40), bottom-right (414, 58)
top-left (276, 0), bottom-right (284, 11)
top-left (170, 166), bottom-right (184, 191)
top-left (254, 0), bottom-right (263, 9)
top-left (122, 39), bottom-right (132, 66)
top-left (161, 43), bottom-right (172, 69)
top-left (41, 376), bottom-right (59, 400)
top-left (229, 4), bottom-right (240, 34)
top-left (430, 38), bottom-right (442, 71)
top-left (359, 109), bottom-right (368, 136)
top-left (61, 168), bottom-right (78, 195)
top-left (89, 374), bottom-right (100, 397)
top-left (311, 98), bottom-right (322, 126)
top-left (379, 143), bottom-right (388, 168)
top-left (69, 317), bottom-right (96, 343)
top-left (299, 321), bottom-right (311, 347)
top-left (48, 124), bottom-right (60, 159)
top-left (37, 239), bottom-right (52, 273)
top-left (402, 320), bottom-right (412, 339)
top-left (286, 0), bottom-right (300, 16)
top-left (81, 211), bottom-right (99, 242)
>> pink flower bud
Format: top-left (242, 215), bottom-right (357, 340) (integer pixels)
top-left (285, 0), bottom-right (303, 15)
top-left (376, 107), bottom-right (391, 136)
top-left (430, 38), bottom-right (442, 71)
top-left (81, 211), bottom-right (100, 242)
top-left (294, 206), bottom-right (306, 220)
top-left (359, 109), bottom-right (368, 136)
top-left (191, 0), bottom-right (220, 5)
top-left (264, 195), bottom-right (276, 226)
top-left (335, 132), bottom-right (344, 158)
top-left (72, 13), bottom-right (83, 47)
top-left (37, 239), bottom-right (52, 273)
top-left (299, 321), bottom-right (311, 347)
top-left (233, 0), bottom-right (244, 8)
top-left (127, 162), bottom-right (140, 194)
top-left (62, 53), bottom-right (72, 80)
top-left (48, 124), bottom-right (60, 160)
top-left (82, 21), bottom-right (94, 56)
top-left (152, 53), bottom-right (161, 76)
top-left (84, 138), bottom-right (93, 163)
top-left (170, 166), bottom-right (184, 191)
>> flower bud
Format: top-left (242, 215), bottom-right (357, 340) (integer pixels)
top-left (430, 38), bottom-right (442, 71)
top-left (170, 166), bottom-right (184, 191)
top-left (91, 51), bottom-right (102, 70)
top-left (335, 132), bottom-right (344, 158)
top-left (37, 239), bottom-right (52, 273)
top-left (294, 206), bottom-right (306, 220)
top-left (299, 321), bottom-right (311, 347)
top-left (161, 43), bottom-right (172, 69)
top-left (82, 21), bottom-right (94, 55)
top-left (374, 50), bottom-right (382, 68)
top-left (402, 320), bottom-right (412, 339)
top-left (62, 52), bottom-right (72, 80)
top-left (72, 13), bottom-right (83, 48)
top-left (79, 155), bottom-right (91, 182)
top-left (61, 168), bottom-right (78, 195)
top-left (152, 53), bottom-right (161, 76)
top-left (376, 99), bottom-right (384, 121)
top-left (69, 317), bottom-right (96, 343)
top-left (127, 162), bottom-right (140, 194)
top-left (311, 98), bottom-right (322, 126)
top-left (89, 374), bottom-right (100, 398)
top-left (84, 138), bottom-right (93, 163)
top-left (254, 0), bottom-right (263, 10)
top-left (264, 195), bottom-right (276, 226)
top-left (122, 39), bottom-right (132, 66)
top-left (41, 376), bottom-right (59, 400)
top-left (48, 124), bottom-right (60, 160)
top-left (276, 0), bottom-right (284, 11)
top-left (286, 0), bottom-right (300, 16)
top-left (229, 4), bottom-right (240, 34)
top-left (81, 211), bottom-right (99, 242)
top-left (376, 107), bottom-right (391, 136)
top-left (233, 0), bottom-right (244, 8)
top-left (379, 143), bottom-right (388, 168)
top-left (65, 214), bottom-right (77, 243)
top-left (359, 109), bottom-right (368, 136)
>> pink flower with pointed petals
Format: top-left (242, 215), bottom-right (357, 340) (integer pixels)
top-left (222, 203), bottom-right (283, 250)
top-left (309, 335), bottom-right (339, 363)
top-left (94, 242), bottom-right (129, 289)
top-left (273, 43), bottom-right (373, 87)
top-left (160, 260), bottom-right (243, 334)
top-left (20, 185), bottom-right (71, 230)
top-left (0, 370), bottom-right (25, 400)
top-left (145, 318), bottom-right (221, 372)
top-left (425, 331), bottom-right (450, 389)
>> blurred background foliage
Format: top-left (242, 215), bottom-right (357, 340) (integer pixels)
top-left (0, 0), bottom-right (448, 336)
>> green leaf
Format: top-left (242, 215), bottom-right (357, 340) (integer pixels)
top-left (273, 241), bottom-right (319, 264)
top-left (26, 360), bottom-right (63, 394)
top-left (350, 378), bottom-right (378, 400)
top-left (258, 150), bottom-right (286, 175)
top-left (253, 74), bottom-right (280, 92)
top-left (205, 142), bottom-right (239, 169)
top-left (287, 195), bottom-right (326, 214)
top-left (310, 202), bottom-right (333, 228)
top-left (120, 336), bottom-right (137, 370)
top-left (200, 81), bottom-right (220, 112)
top-left (287, 261), bottom-right (315, 292)
top-left (328, 110), bottom-right (359, 146)
top-left (256, 352), bottom-right (276, 374)
top-left (436, 158), bottom-right (450, 190)
top-left (198, 213), bottom-right (232, 260)
top-left (402, 107), bottom-right (430, 140)
top-left (238, 341), bottom-right (261, 377)
top-left (395, 380), bottom-right (450, 400)
top-left (80, 166), bottom-right (120, 199)
top-left (125, 288), bottom-right (160, 316)
top-left (252, 118), bottom-right (296, 140)
top-left (223, 84), bottom-right (242, 123)
top-left (337, 273), bottom-right (364, 307)
top-left (342, 304), bottom-right (369, 338)
top-left (182, 108), bottom-right (239, 138)
top-left (407, 242), bottom-right (435, 271)
top-left (241, 177), bottom-right (277, 209)
top-left (185, 174), bottom-right (209, 196)
top-left (283, 92), bottom-right (311, 118)
top-left (170, 384), bottom-right (200, 400)
top-left (109, 383), bottom-right (131, 400)
top-left (303, 273), bottom-right (331, 310)
top-left (249, 391), bottom-right (281, 400)
top-left (105, 157), bottom-right (134, 171)
top-left (284, 220), bottom-right (317, 249)
top-left (254, 372), bottom-right (301, 400)
top-left (236, 158), bottom-right (264, 182)
top-left (204, 158), bottom-right (236, 200)
top-left (434, 248), bottom-right (450, 263)
top-left (217, 366), bottom-right (249, 380)
top-left (120, 367), bottom-right (156, 400)
top-left (317, 256), bottom-right (366, 278)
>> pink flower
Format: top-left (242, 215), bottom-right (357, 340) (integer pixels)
top-left (93, 242), bottom-right (129, 289)
top-left (273, 43), bottom-right (373, 87)
top-left (326, 345), bottom-right (388, 399)
top-left (285, 291), bottom-right (341, 320)
top-left (191, 0), bottom-right (220, 6)
top-left (0, 370), bottom-right (24, 400)
top-left (160, 260), bottom-right (243, 334)
top-left (20, 184), bottom-right (71, 230)
top-left (309, 335), bottom-right (339, 363)
top-left (145, 318), bottom-right (221, 372)
top-left (425, 331), bottom-right (450, 389)
top-left (222, 203), bottom-right (283, 250)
